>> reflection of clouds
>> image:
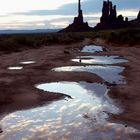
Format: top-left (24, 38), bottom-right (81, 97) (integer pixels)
top-left (68, 99), bottom-right (80, 107)
top-left (65, 131), bottom-right (71, 136)
top-left (6, 114), bottom-right (17, 118)
top-left (81, 45), bottom-right (103, 53)
top-left (58, 106), bottom-right (67, 113)
top-left (1, 117), bottom-right (140, 140)
top-left (90, 105), bottom-right (102, 112)
top-left (53, 66), bottom-right (125, 84)
top-left (76, 103), bottom-right (90, 110)
top-left (1, 81), bottom-right (140, 139)
top-left (72, 55), bottom-right (128, 65)
top-left (4, 119), bottom-right (42, 133)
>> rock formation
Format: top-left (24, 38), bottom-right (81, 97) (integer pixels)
top-left (59, 0), bottom-right (139, 32)
top-left (129, 10), bottom-right (140, 28)
top-left (60, 0), bottom-right (93, 32)
top-left (94, 0), bottom-right (129, 30)
top-left (137, 11), bottom-right (140, 20)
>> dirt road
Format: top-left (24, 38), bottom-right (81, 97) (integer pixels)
top-left (0, 38), bottom-right (140, 130)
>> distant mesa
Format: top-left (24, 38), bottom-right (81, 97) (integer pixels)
top-left (59, 0), bottom-right (93, 32)
top-left (60, 0), bottom-right (140, 32)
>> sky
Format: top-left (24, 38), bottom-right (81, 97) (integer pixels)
top-left (0, 0), bottom-right (139, 30)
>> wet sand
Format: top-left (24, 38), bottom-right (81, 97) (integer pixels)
top-left (0, 38), bottom-right (140, 133)
top-left (93, 38), bottom-right (140, 129)
top-left (0, 39), bottom-right (102, 118)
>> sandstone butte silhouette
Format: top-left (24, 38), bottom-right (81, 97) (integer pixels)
top-left (94, 0), bottom-right (128, 30)
top-left (130, 10), bottom-right (140, 28)
top-left (60, 0), bottom-right (140, 32)
top-left (60, 0), bottom-right (93, 32)
top-left (138, 11), bottom-right (140, 20)
top-left (94, 0), bottom-right (140, 30)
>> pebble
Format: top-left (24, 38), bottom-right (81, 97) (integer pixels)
top-left (125, 125), bottom-right (128, 128)
top-left (0, 129), bottom-right (3, 133)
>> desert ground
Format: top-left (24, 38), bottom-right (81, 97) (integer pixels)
top-left (0, 37), bottom-right (140, 136)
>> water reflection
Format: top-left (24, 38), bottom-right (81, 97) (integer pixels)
top-left (1, 44), bottom-right (137, 139)
top-left (20, 61), bottom-right (35, 65)
top-left (0, 82), bottom-right (139, 140)
top-left (81, 45), bottom-right (104, 53)
top-left (72, 55), bottom-right (128, 64)
top-left (8, 66), bottom-right (23, 70)
top-left (53, 66), bottom-right (126, 84)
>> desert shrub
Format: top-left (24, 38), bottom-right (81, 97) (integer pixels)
top-left (96, 28), bottom-right (140, 45)
top-left (106, 32), bottom-right (118, 41)
top-left (0, 39), bottom-right (19, 53)
top-left (14, 36), bottom-right (35, 46)
top-left (0, 29), bottom-right (139, 54)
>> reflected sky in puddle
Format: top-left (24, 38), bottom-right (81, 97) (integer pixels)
top-left (8, 66), bottom-right (23, 70)
top-left (0, 82), bottom-right (139, 140)
top-left (1, 44), bottom-right (136, 139)
top-left (81, 45), bottom-right (104, 53)
top-left (72, 56), bottom-right (128, 65)
top-left (20, 61), bottom-right (35, 65)
top-left (53, 66), bottom-right (126, 84)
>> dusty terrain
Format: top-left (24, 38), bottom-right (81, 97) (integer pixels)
top-left (0, 39), bottom-right (101, 119)
top-left (0, 38), bottom-right (140, 130)
top-left (93, 38), bottom-right (140, 129)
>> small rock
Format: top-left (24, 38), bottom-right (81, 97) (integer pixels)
top-left (0, 129), bottom-right (3, 133)
top-left (64, 98), bottom-right (69, 101)
top-left (104, 81), bottom-right (117, 87)
top-left (83, 113), bottom-right (90, 119)
top-left (64, 50), bottom-right (70, 54)
top-left (103, 47), bottom-right (107, 52)
top-left (125, 125), bottom-right (128, 128)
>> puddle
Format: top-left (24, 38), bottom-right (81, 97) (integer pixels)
top-left (20, 61), bottom-right (35, 65)
top-left (0, 82), bottom-right (139, 140)
top-left (72, 56), bottom-right (128, 64)
top-left (81, 45), bottom-right (104, 53)
top-left (8, 66), bottom-right (23, 70)
top-left (53, 66), bottom-right (126, 84)
top-left (1, 44), bottom-right (136, 139)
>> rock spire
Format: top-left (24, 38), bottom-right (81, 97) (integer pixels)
top-left (137, 11), bottom-right (140, 20)
top-left (94, 0), bottom-right (128, 30)
top-left (59, 0), bottom-right (93, 32)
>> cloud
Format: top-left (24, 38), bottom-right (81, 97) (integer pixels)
top-left (0, 0), bottom-right (139, 29)
top-left (0, 0), bottom-right (77, 15)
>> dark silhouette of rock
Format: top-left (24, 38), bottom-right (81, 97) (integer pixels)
top-left (137, 11), bottom-right (140, 20)
top-left (129, 10), bottom-right (140, 28)
top-left (60, 0), bottom-right (93, 32)
top-left (109, 4), bottom-right (117, 23)
top-left (100, 0), bottom-right (110, 24)
top-left (94, 0), bottom-right (129, 30)
top-left (59, 0), bottom-right (139, 32)
top-left (117, 15), bottom-right (124, 23)
top-left (125, 17), bottom-right (128, 22)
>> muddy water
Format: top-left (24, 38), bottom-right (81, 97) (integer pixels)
top-left (53, 66), bottom-right (126, 84)
top-left (8, 66), bottom-right (23, 70)
top-left (20, 61), bottom-right (35, 65)
top-left (81, 45), bottom-right (104, 53)
top-left (8, 61), bottom-right (35, 70)
top-left (0, 82), bottom-right (139, 140)
top-left (1, 44), bottom-right (139, 139)
top-left (72, 56), bottom-right (128, 64)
